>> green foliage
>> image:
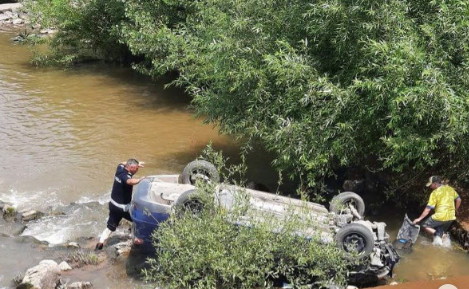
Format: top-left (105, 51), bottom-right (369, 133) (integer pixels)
top-left (23, 0), bottom-right (130, 64)
top-left (23, 0), bottom-right (469, 199)
top-left (3, 206), bottom-right (17, 218)
top-left (143, 186), bottom-right (349, 289)
top-left (119, 0), bottom-right (469, 198)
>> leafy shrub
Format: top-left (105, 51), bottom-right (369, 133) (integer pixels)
top-left (142, 182), bottom-right (350, 289)
top-left (23, 0), bottom-right (469, 201)
top-left (121, 0), bottom-right (469, 200)
top-left (23, 0), bottom-right (130, 65)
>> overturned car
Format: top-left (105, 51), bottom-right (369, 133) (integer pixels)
top-left (130, 160), bottom-right (399, 285)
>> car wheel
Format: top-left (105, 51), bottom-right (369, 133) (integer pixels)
top-left (174, 189), bottom-right (205, 217)
top-left (336, 223), bottom-right (374, 257)
top-left (181, 160), bottom-right (220, 185)
top-left (329, 191), bottom-right (365, 218)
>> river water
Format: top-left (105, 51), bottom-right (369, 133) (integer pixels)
top-left (1, 28), bottom-right (469, 288)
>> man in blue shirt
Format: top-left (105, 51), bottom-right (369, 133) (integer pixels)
top-left (96, 159), bottom-right (145, 250)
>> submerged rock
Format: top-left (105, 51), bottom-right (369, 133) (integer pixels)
top-left (2, 204), bottom-right (16, 216)
top-left (21, 210), bottom-right (43, 222)
top-left (66, 242), bottom-right (80, 248)
top-left (112, 240), bottom-right (132, 257)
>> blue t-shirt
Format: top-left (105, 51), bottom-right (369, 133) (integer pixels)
top-left (110, 164), bottom-right (133, 204)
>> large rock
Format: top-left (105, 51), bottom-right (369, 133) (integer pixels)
top-left (0, 3), bottom-right (22, 13)
top-left (20, 260), bottom-right (61, 289)
top-left (58, 261), bottom-right (72, 271)
top-left (112, 240), bottom-right (132, 257)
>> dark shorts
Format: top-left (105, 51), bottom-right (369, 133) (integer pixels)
top-left (106, 202), bottom-right (132, 231)
top-left (422, 217), bottom-right (454, 236)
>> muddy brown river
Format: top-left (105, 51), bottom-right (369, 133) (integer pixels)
top-left (1, 28), bottom-right (469, 289)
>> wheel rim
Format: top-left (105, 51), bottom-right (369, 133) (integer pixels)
top-left (183, 200), bottom-right (204, 215)
top-left (345, 200), bottom-right (358, 211)
top-left (189, 169), bottom-right (211, 184)
top-left (338, 200), bottom-right (361, 220)
top-left (343, 233), bottom-right (367, 253)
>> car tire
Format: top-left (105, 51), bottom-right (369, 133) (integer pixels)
top-left (181, 160), bottom-right (220, 185)
top-left (174, 189), bottom-right (205, 216)
top-left (329, 191), bottom-right (365, 217)
top-left (336, 223), bottom-right (375, 257)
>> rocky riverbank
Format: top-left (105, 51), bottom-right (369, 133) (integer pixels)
top-left (0, 3), bottom-right (55, 36)
top-left (0, 3), bottom-right (26, 28)
top-left (0, 199), bottom-right (148, 289)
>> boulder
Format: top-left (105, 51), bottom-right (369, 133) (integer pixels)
top-left (58, 261), bottom-right (72, 271)
top-left (0, 3), bottom-right (22, 13)
top-left (2, 204), bottom-right (17, 219)
top-left (20, 260), bottom-right (60, 289)
top-left (21, 210), bottom-right (43, 222)
top-left (0, 13), bottom-right (10, 21)
top-left (66, 242), bottom-right (80, 248)
top-left (12, 18), bottom-right (23, 25)
top-left (112, 240), bottom-right (132, 256)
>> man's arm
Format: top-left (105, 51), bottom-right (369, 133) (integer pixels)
top-left (455, 196), bottom-right (462, 212)
top-left (126, 176), bottom-right (145, 186)
top-left (413, 206), bottom-right (432, 224)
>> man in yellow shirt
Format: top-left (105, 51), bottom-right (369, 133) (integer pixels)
top-left (413, 175), bottom-right (462, 237)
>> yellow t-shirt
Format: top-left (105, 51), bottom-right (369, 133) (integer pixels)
top-left (427, 185), bottom-right (460, 221)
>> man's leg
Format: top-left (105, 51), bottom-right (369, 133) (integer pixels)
top-left (96, 203), bottom-right (122, 250)
top-left (421, 217), bottom-right (438, 236)
top-left (423, 226), bottom-right (436, 235)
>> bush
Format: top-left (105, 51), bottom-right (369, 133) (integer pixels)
top-left (142, 182), bottom-right (350, 289)
top-left (120, 0), bottom-right (469, 200)
top-left (23, 0), bottom-right (130, 65)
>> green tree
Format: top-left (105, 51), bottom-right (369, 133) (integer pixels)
top-left (24, 0), bottom-right (130, 64)
top-left (121, 0), bottom-right (469, 198)
top-left (24, 0), bottom-right (469, 200)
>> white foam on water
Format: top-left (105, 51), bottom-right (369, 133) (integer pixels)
top-left (442, 234), bottom-right (452, 248)
top-left (0, 188), bottom-right (62, 211)
top-left (76, 191), bottom-right (110, 205)
top-left (433, 235), bottom-right (443, 246)
top-left (21, 203), bottom-right (107, 245)
top-left (432, 234), bottom-right (452, 248)
top-left (22, 217), bottom-right (98, 245)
